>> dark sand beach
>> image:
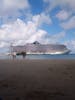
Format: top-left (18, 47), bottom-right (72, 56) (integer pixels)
top-left (0, 59), bottom-right (75, 100)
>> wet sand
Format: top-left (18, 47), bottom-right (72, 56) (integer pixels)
top-left (0, 59), bottom-right (75, 100)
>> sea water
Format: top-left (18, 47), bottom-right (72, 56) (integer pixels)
top-left (0, 54), bottom-right (75, 59)
top-left (25, 54), bottom-right (75, 59)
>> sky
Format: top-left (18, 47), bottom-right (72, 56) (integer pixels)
top-left (0, 0), bottom-right (75, 53)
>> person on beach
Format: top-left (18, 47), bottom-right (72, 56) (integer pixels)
top-left (12, 52), bottom-right (16, 59)
top-left (21, 52), bottom-right (26, 58)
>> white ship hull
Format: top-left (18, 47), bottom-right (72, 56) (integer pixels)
top-left (26, 50), bottom-right (70, 55)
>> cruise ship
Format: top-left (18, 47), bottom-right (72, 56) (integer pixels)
top-left (11, 41), bottom-right (71, 55)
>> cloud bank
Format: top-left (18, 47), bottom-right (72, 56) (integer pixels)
top-left (0, 17), bottom-right (65, 48)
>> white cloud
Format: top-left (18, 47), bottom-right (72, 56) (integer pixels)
top-left (44, 0), bottom-right (75, 13)
top-left (0, 42), bottom-right (8, 48)
top-left (61, 16), bottom-right (75, 30)
top-left (56, 10), bottom-right (70, 21)
top-left (32, 13), bottom-right (52, 26)
top-left (65, 40), bottom-right (75, 53)
top-left (1, 0), bottom-right (29, 13)
top-left (3, 0), bottom-right (29, 9)
top-left (0, 0), bottom-right (30, 23)
top-left (46, 31), bottom-right (66, 44)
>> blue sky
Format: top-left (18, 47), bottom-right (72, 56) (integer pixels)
top-left (0, 0), bottom-right (75, 53)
